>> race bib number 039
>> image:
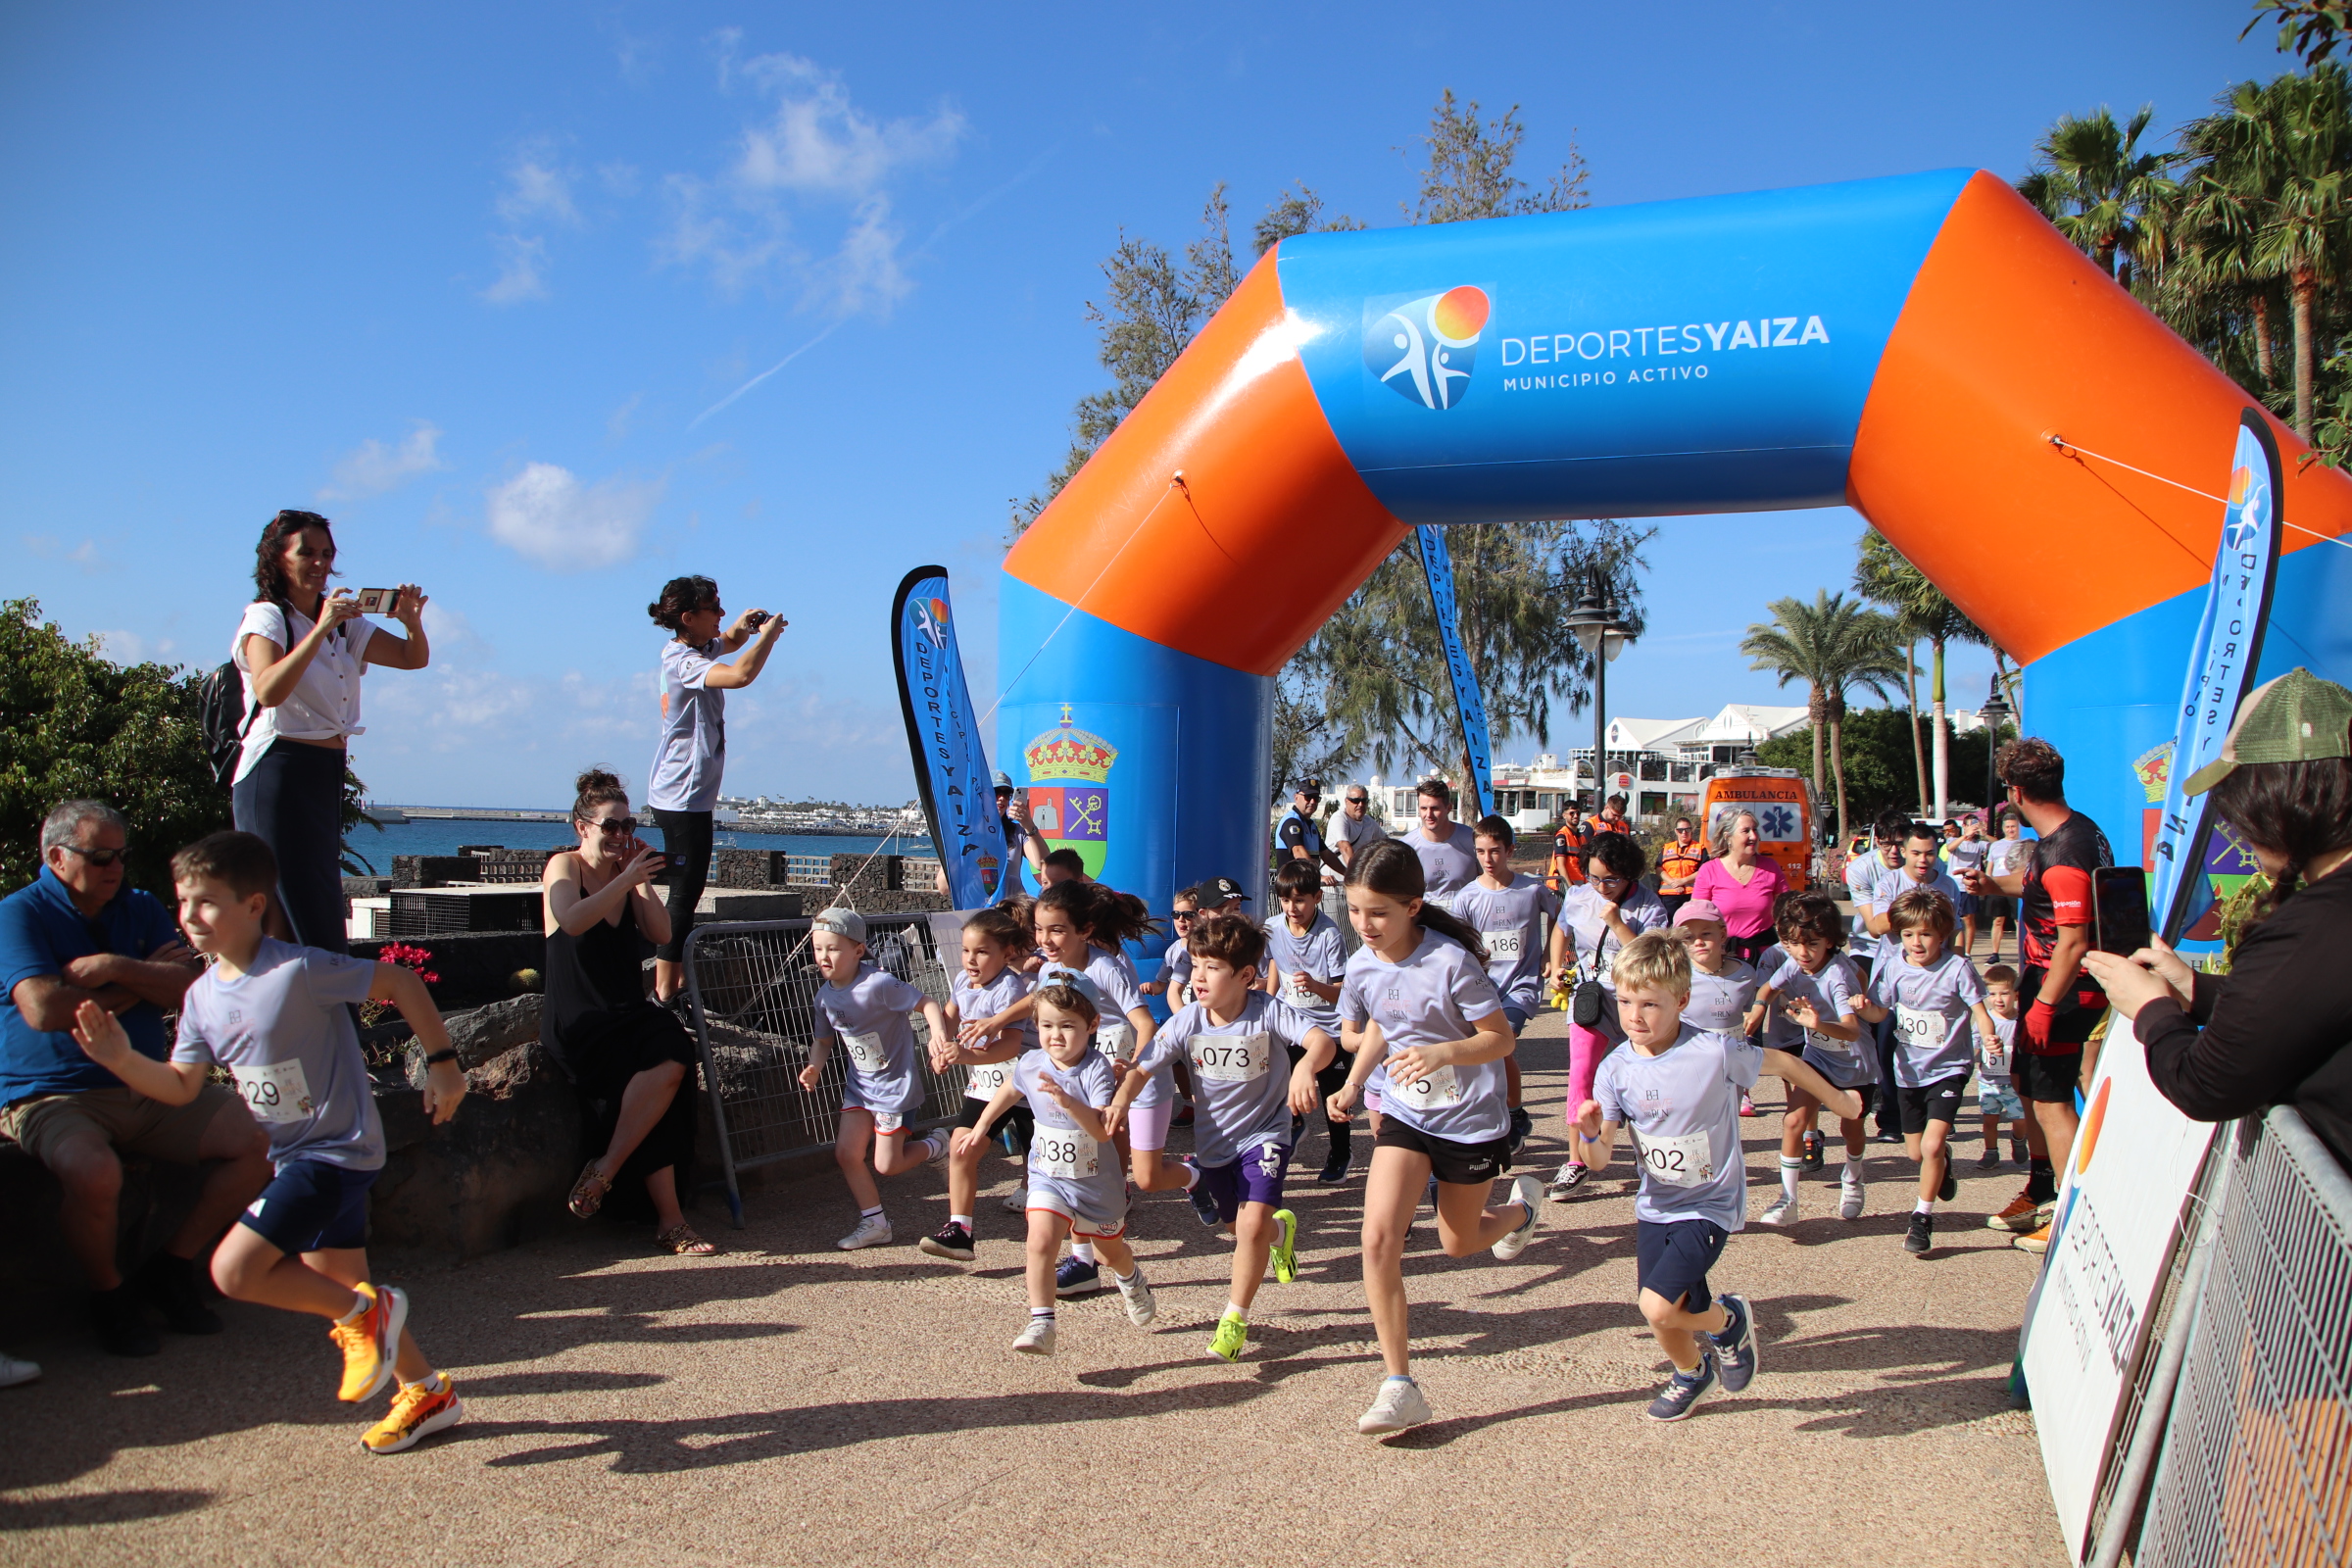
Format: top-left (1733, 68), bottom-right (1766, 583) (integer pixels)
top-left (233, 1059), bottom-right (315, 1125)
top-left (841, 1030), bottom-right (888, 1073)
top-left (1032, 1127), bottom-right (1099, 1180)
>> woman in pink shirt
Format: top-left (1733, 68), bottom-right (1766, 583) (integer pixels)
top-left (1692, 809), bottom-right (1789, 965)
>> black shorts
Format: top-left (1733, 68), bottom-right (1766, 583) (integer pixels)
top-left (956, 1097), bottom-right (1035, 1153)
top-left (2018, 968), bottom-right (2107, 1046)
top-left (2014, 1050), bottom-right (2084, 1104)
top-left (1637, 1217), bottom-right (1729, 1313)
top-left (239, 1158), bottom-right (377, 1255)
top-left (1374, 1117), bottom-right (1511, 1187)
top-left (1896, 1073), bottom-right (1971, 1131)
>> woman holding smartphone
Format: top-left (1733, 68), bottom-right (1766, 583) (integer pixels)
top-left (645, 574), bottom-right (785, 1003)
top-left (231, 509), bottom-right (429, 952)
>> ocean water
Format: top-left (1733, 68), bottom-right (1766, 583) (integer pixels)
top-left (343, 817), bottom-right (928, 871)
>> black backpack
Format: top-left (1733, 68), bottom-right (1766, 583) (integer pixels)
top-left (199, 662), bottom-right (260, 788)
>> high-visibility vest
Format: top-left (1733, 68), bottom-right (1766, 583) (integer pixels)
top-left (1547, 821), bottom-right (1592, 891)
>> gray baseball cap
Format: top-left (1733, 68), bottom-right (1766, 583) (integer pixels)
top-left (811, 906), bottom-right (867, 944)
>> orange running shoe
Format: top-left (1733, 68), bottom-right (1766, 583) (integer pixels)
top-left (2014, 1224), bottom-right (2053, 1254)
top-left (362, 1376), bottom-right (466, 1455)
top-left (1985, 1190), bottom-right (2053, 1234)
top-left (330, 1283), bottom-right (408, 1402)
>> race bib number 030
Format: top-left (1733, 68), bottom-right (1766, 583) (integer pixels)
top-left (1893, 1005), bottom-right (1942, 1051)
top-left (1033, 1127), bottom-right (1099, 1180)
top-left (233, 1058), bottom-right (315, 1125)
top-left (1390, 1061), bottom-right (1463, 1109)
top-left (1191, 1032), bottom-right (1270, 1084)
top-left (1634, 1127), bottom-right (1714, 1188)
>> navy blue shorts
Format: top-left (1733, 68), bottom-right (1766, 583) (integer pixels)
top-left (239, 1159), bottom-right (378, 1254)
top-left (1502, 1003), bottom-right (1530, 1034)
top-left (1636, 1217), bottom-right (1729, 1314)
top-left (1198, 1140), bottom-right (1291, 1221)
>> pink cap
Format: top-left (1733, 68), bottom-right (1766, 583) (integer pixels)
top-left (1672, 899), bottom-right (1726, 928)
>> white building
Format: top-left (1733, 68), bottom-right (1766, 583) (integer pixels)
top-left (1364, 703), bottom-right (1814, 834)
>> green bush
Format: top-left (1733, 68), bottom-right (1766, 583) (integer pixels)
top-left (0, 598), bottom-right (232, 901)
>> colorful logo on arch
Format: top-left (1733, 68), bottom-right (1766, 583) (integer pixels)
top-left (1364, 285), bottom-right (1491, 411)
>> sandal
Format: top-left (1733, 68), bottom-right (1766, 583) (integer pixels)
top-left (656, 1224), bottom-right (720, 1256)
top-left (567, 1158), bottom-right (613, 1219)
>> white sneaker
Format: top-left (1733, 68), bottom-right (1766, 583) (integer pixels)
top-left (1757, 1193), bottom-right (1799, 1227)
top-left (1001, 1189), bottom-right (1027, 1212)
top-left (1838, 1168), bottom-right (1866, 1221)
top-left (1491, 1174), bottom-right (1545, 1260)
top-left (0, 1352), bottom-right (39, 1389)
top-left (1011, 1318), bottom-right (1056, 1356)
top-left (918, 1133), bottom-right (948, 1166)
top-left (1113, 1267), bottom-right (1157, 1327)
top-left (1357, 1375), bottom-right (1434, 1436)
top-left (837, 1214), bottom-right (893, 1250)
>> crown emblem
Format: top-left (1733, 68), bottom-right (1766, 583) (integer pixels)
top-left (1024, 704), bottom-right (1117, 784)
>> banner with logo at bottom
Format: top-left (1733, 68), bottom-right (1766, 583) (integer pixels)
top-left (890, 567), bottom-right (1006, 908)
top-left (1412, 524), bottom-right (1494, 819)
top-left (2020, 1017), bottom-right (2219, 1562)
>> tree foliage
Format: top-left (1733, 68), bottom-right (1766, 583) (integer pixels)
top-left (1755, 710), bottom-right (2016, 829)
top-left (1739, 591), bottom-right (1907, 846)
top-left (0, 599), bottom-right (232, 901)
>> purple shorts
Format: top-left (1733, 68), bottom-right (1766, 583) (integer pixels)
top-left (1197, 1140), bottom-right (1291, 1222)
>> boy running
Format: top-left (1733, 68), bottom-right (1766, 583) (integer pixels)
top-left (1577, 932), bottom-right (1867, 1420)
top-left (1142, 913), bottom-right (1334, 1361)
top-left (1264, 858), bottom-right (1355, 1182)
top-left (1449, 815), bottom-right (1568, 1154)
top-left (71, 831), bottom-right (469, 1453)
top-left (1745, 891), bottom-right (1873, 1225)
top-left (1854, 889), bottom-right (1998, 1255)
top-left (1978, 966), bottom-right (2039, 1177)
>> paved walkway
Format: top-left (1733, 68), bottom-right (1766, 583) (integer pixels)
top-left (0, 1013), bottom-right (2064, 1567)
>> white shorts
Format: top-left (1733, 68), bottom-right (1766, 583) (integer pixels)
top-left (1026, 1180), bottom-right (1127, 1241)
top-left (843, 1104), bottom-right (911, 1135)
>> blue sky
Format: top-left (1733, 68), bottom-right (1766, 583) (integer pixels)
top-left (1, 2), bottom-right (2283, 807)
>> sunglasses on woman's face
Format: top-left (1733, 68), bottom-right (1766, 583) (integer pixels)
top-left (586, 816), bottom-right (639, 836)
top-left (1172, 909), bottom-right (1198, 923)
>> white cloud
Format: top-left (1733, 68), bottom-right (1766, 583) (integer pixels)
top-left (320, 420), bottom-right (446, 500)
top-left (482, 233), bottom-right (550, 304)
top-left (484, 462), bottom-right (664, 570)
top-left (22, 534), bottom-right (113, 571)
top-left (93, 630), bottom-right (174, 662)
top-left (660, 53), bottom-right (961, 316)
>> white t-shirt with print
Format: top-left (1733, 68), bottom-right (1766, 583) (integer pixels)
top-left (231, 602), bottom-right (378, 785)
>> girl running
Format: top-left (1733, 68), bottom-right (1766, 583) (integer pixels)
top-left (921, 906), bottom-right (1037, 1262)
top-left (1327, 840), bottom-right (1545, 1438)
top-left (1450, 815), bottom-right (1570, 1152)
top-left (1669, 899), bottom-right (1762, 1114)
top-left (952, 984), bottom-right (1157, 1353)
top-left (1547, 830), bottom-right (1670, 1200)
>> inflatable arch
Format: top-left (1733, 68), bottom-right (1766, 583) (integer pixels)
top-left (998, 168), bottom-right (2352, 936)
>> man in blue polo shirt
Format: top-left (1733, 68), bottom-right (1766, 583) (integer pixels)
top-left (0, 801), bottom-right (269, 1356)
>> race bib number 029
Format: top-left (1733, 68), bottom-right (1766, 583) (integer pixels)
top-left (233, 1059), bottom-right (315, 1125)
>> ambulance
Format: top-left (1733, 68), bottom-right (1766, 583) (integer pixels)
top-left (1695, 767), bottom-right (1819, 892)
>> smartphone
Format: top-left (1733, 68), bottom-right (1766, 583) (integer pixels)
top-left (355, 587), bottom-right (402, 615)
top-left (743, 610), bottom-right (769, 629)
top-left (2092, 866), bottom-right (2153, 956)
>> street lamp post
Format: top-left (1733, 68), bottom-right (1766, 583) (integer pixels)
top-left (1566, 581), bottom-right (1630, 813)
top-left (1980, 678), bottom-right (2013, 818)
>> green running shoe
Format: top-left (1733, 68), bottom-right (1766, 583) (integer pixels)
top-left (1270, 1207), bottom-right (1299, 1285)
top-left (1209, 1310), bottom-right (1250, 1363)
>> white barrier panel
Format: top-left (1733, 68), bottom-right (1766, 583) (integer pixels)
top-left (2021, 1016), bottom-right (2220, 1561)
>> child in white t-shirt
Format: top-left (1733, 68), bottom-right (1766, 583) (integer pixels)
top-left (1744, 890), bottom-right (1872, 1225)
top-left (1977, 965), bottom-right (2031, 1169)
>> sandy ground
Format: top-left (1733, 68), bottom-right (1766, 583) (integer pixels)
top-left (0, 1010), bottom-right (2064, 1568)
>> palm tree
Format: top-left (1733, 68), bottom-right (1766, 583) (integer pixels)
top-left (2018, 105), bottom-right (2179, 287)
top-left (1740, 592), bottom-right (1907, 846)
top-left (2247, 68), bottom-right (2352, 439)
top-left (1852, 529), bottom-right (1995, 819)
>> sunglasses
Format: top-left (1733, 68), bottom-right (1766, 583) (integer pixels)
top-left (57, 843), bottom-right (127, 866)
top-left (1172, 909), bottom-right (1199, 922)
top-left (584, 817), bottom-right (640, 836)
top-left (1346, 797), bottom-right (1368, 805)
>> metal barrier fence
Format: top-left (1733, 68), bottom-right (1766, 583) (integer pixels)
top-left (2127, 1106), bottom-right (2352, 1567)
top-left (680, 914), bottom-right (965, 1227)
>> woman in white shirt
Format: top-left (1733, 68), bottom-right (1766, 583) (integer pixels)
top-left (231, 510), bottom-right (429, 952)
top-left (644, 575), bottom-right (785, 1003)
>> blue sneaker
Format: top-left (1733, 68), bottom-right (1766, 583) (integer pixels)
top-left (1709, 1294), bottom-right (1759, 1394)
top-left (1644, 1352), bottom-right (1719, 1422)
top-left (1186, 1162), bottom-right (1222, 1230)
top-left (1054, 1255), bottom-right (1103, 1298)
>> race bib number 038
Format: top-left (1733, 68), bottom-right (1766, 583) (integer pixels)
top-left (1032, 1127), bottom-right (1099, 1180)
top-left (233, 1059), bottom-right (315, 1125)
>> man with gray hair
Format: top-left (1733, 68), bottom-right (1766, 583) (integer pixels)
top-left (0, 801), bottom-right (269, 1356)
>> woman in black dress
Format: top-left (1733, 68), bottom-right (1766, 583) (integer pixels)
top-left (541, 769), bottom-right (716, 1255)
